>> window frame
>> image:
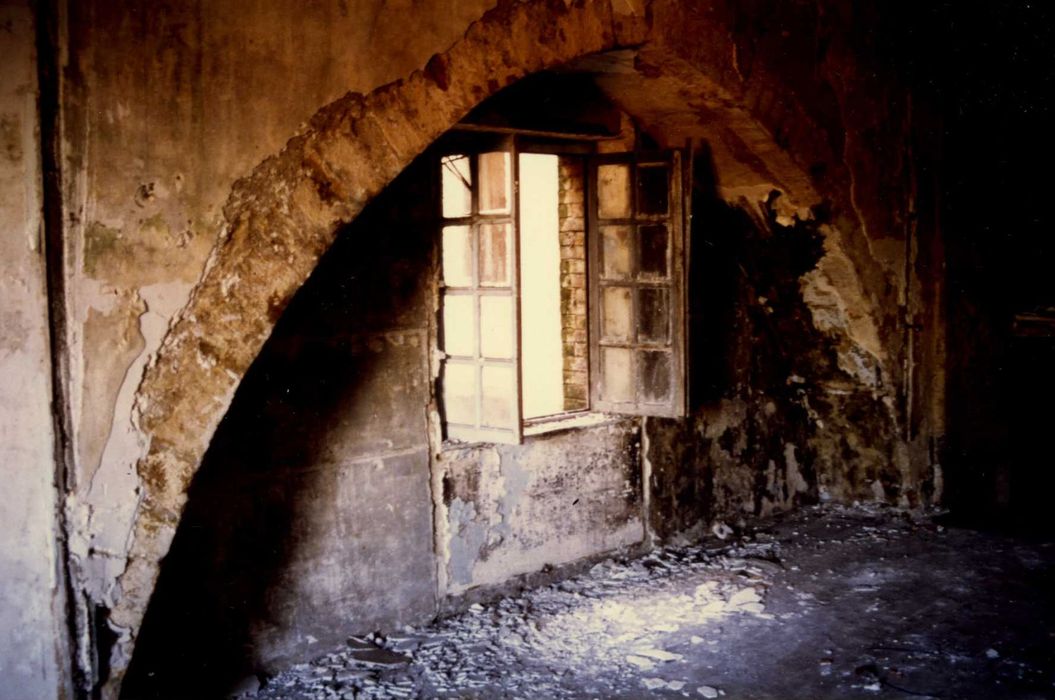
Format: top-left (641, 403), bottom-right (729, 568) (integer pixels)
top-left (435, 134), bottom-right (688, 446)
top-left (586, 151), bottom-right (687, 418)
top-left (437, 134), bottom-right (524, 445)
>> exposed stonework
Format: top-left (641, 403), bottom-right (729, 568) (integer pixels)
top-left (100, 3), bottom-right (649, 694)
top-left (557, 156), bottom-right (588, 411)
top-left (28, 1), bottom-right (945, 696)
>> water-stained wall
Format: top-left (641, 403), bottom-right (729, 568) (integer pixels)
top-left (0, 1), bottom-right (967, 696)
top-left (57, 0), bottom-right (498, 663)
top-left (647, 154), bottom-right (890, 538)
top-left (0, 3), bottom-right (70, 698)
top-left (438, 421), bottom-right (644, 596)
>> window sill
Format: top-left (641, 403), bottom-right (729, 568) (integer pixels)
top-left (522, 411), bottom-right (624, 437)
top-left (440, 412), bottom-right (628, 452)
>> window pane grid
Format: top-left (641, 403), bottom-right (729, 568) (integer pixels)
top-left (439, 145), bottom-right (522, 441)
top-left (589, 154), bottom-right (682, 414)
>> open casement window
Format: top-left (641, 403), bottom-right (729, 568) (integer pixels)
top-left (588, 152), bottom-right (687, 417)
top-left (438, 137), bottom-right (523, 444)
top-left (438, 137), bottom-right (687, 444)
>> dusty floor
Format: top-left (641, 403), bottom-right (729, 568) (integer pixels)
top-left (252, 505), bottom-right (1055, 699)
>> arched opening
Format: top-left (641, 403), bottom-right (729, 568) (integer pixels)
top-left (96, 3), bottom-right (940, 695)
top-left (124, 152), bottom-right (440, 698)
top-left (119, 50), bottom-right (893, 696)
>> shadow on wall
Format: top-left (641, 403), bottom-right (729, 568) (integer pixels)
top-left (122, 156), bottom-right (438, 699)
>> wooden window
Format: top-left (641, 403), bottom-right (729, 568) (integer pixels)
top-left (438, 138), bottom-right (686, 444)
top-left (438, 140), bottom-right (523, 444)
top-left (588, 153), bottom-right (686, 417)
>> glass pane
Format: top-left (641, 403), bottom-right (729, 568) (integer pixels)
top-left (442, 225), bottom-right (472, 287)
top-left (442, 294), bottom-right (474, 357)
top-left (602, 347), bottom-right (633, 403)
top-left (639, 224), bottom-right (669, 278)
top-left (481, 364), bottom-right (515, 429)
top-left (638, 287), bottom-right (669, 343)
top-left (639, 350), bottom-right (672, 403)
top-left (602, 286), bottom-right (633, 342)
top-left (597, 164), bottom-right (631, 219)
top-left (637, 165), bottom-right (669, 215)
top-left (479, 223), bottom-right (512, 287)
top-left (479, 151), bottom-right (511, 214)
top-left (601, 225), bottom-right (632, 280)
top-left (443, 362), bottom-right (477, 426)
top-left (441, 155), bottom-right (471, 218)
top-left (480, 295), bottom-right (514, 359)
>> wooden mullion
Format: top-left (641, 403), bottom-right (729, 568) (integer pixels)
top-left (587, 153), bottom-right (603, 409)
top-left (508, 136), bottom-right (524, 443)
top-left (470, 153), bottom-right (482, 430)
top-left (630, 161), bottom-right (641, 403)
top-left (670, 149), bottom-right (686, 416)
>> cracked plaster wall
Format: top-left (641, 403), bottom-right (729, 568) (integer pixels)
top-left (438, 422), bottom-right (645, 597)
top-left (0, 2), bottom-right (71, 698)
top-left (121, 158), bottom-right (438, 697)
top-left (61, 0), bottom-right (502, 610)
top-left (53, 0), bottom-right (529, 693)
top-left (17, 0), bottom-right (946, 695)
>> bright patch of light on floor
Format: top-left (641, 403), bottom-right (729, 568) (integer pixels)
top-left (526, 579), bottom-right (744, 673)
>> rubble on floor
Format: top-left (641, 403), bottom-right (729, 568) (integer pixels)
top-left (252, 505), bottom-right (1055, 699)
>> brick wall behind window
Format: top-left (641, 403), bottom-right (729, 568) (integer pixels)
top-left (558, 157), bottom-right (588, 411)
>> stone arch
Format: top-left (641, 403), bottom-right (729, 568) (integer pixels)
top-left (104, 4), bottom-right (648, 692)
top-left (100, 1), bottom-right (919, 694)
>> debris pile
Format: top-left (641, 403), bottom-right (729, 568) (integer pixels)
top-left (255, 536), bottom-right (780, 698)
top-left (252, 504), bottom-right (1055, 699)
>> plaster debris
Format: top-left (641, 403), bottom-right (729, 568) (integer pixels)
top-left (254, 505), bottom-right (1055, 699)
top-left (711, 522), bottom-right (734, 540)
top-left (627, 655), bottom-right (657, 670)
top-left (256, 520), bottom-right (776, 699)
top-left (633, 647), bottom-right (684, 663)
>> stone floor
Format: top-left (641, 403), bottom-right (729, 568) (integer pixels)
top-left (251, 505), bottom-right (1055, 699)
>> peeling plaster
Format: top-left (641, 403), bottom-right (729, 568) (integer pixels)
top-left (800, 225), bottom-right (886, 389)
top-left (43, 1), bottom-right (944, 694)
top-left (72, 281), bottom-right (196, 608)
top-left (441, 424), bottom-right (644, 596)
top-left (446, 498), bottom-right (488, 588)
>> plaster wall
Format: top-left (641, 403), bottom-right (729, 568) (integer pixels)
top-left (61, 0), bottom-right (499, 618)
top-left (54, 0), bottom-right (502, 690)
top-left (17, 0), bottom-right (948, 694)
top-left (0, 2), bottom-right (70, 697)
top-left (438, 422), bottom-right (645, 596)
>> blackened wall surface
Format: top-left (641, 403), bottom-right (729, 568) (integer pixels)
top-left (647, 151), bottom-right (827, 538)
top-left (934, 2), bottom-right (1055, 526)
